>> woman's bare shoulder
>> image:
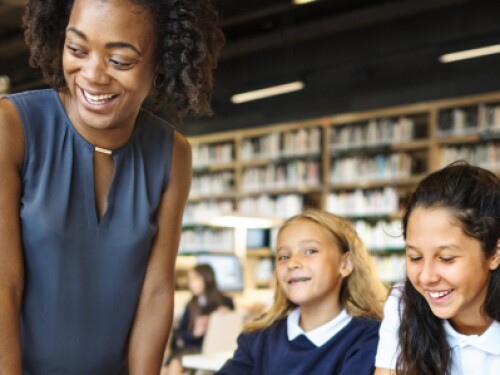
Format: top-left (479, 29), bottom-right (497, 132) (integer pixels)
top-left (0, 98), bottom-right (24, 169)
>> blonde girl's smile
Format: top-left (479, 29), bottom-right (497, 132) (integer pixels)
top-left (287, 276), bottom-right (312, 285)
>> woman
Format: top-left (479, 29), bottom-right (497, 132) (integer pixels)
top-left (375, 161), bottom-right (500, 374)
top-left (0, 0), bottom-right (223, 373)
top-left (163, 264), bottom-right (234, 375)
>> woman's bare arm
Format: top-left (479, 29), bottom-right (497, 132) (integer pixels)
top-left (0, 99), bottom-right (25, 374)
top-left (127, 131), bottom-right (192, 375)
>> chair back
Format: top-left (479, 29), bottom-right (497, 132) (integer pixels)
top-left (201, 309), bottom-right (244, 355)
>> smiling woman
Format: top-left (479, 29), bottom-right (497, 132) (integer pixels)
top-left (374, 161), bottom-right (500, 375)
top-left (61, 0), bottom-right (159, 148)
top-left (0, 0), bottom-right (224, 374)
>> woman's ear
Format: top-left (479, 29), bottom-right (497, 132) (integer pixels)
top-left (340, 252), bottom-right (353, 278)
top-left (488, 239), bottom-right (500, 271)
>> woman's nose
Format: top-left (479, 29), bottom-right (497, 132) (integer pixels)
top-left (81, 55), bottom-right (110, 85)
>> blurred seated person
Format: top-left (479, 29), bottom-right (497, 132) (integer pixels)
top-left (162, 264), bottom-right (234, 375)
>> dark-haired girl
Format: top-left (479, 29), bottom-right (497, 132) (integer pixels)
top-left (375, 161), bottom-right (500, 375)
top-left (163, 264), bottom-right (234, 375)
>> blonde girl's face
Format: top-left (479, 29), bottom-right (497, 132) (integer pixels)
top-left (405, 207), bottom-right (500, 333)
top-left (276, 219), bottom-right (352, 315)
top-left (187, 270), bottom-right (205, 297)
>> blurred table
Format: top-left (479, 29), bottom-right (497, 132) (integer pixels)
top-left (182, 350), bottom-right (233, 372)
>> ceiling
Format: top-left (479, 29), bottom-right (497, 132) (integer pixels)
top-left (2, 0), bottom-right (500, 135)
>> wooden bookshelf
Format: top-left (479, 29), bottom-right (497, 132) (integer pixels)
top-left (180, 91), bottom-right (500, 288)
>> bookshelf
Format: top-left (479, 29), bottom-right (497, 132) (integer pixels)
top-left (181, 91), bottom-right (500, 288)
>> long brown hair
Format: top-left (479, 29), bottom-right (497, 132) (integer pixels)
top-left (396, 161), bottom-right (500, 374)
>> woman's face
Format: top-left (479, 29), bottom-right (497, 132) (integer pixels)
top-left (275, 219), bottom-right (352, 316)
top-left (188, 270), bottom-right (205, 297)
top-left (61, 0), bottom-right (157, 143)
top-left (405, 207), bottom-right (500, 333)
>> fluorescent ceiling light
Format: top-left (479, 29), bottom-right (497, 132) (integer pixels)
top-left (293, 0), bottom-right (318, 4)
top-left (439, 44), bottom-right (500, 63)
top-left (231, 81), bottom-right (305, 104)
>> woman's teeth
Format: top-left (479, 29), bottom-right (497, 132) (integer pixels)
top-left (429, 290), bottom-right (452, 298)
top-left (84, 90), bottom-right (116, 104)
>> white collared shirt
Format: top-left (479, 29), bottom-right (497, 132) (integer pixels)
top-left (376, 286), bottom-right (500, 375)
top-left (287, 307), bottom-right (352, 347)
top-left (444, 319), bottom-right (500, 375)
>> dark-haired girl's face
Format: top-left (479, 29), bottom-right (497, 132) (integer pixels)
top-left (405, 207), bottom-right (500, 334)
top-left (61, 0), bottom-right (157, 146)
top-left (187, 270), bottom-right (205, 296)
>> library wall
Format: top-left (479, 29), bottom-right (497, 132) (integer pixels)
top-left (179, 91), bottom-right (500, 291)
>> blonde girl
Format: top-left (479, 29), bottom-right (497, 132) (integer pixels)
top-left (217, 210), bottom-right (388, 375)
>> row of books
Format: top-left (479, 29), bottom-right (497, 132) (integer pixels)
top-left (242, 161), bottom-right (321, 192)
top-left (330, 153), bottom-right (413, 184)
top-left (179, 227), bottom-right (234, 253)
top-left (179, 218), bottom-right (406, 283)
top-left (241, 127), bottom-right (322, 161)
top-left (438, 104), bottom-right (500, 137)
top-left (183, 200), bottom-right (235, 224)
top-left (330, 116), bottom-right (416, 149)
top-left (372, 254), bottom-right (406, 283)
top-left (326, 187), bottom-right (400, 217)
top-left (353, 220), bottom-right (405, 251)
top-left (239, 194), bottom-right (304, 219)
top-left (180, 217), bottom-right (404, 252)
top-left (192, 142), bottom-right (234, 168)
top-left (190, 171), bottom-right (234, 197)
top-left (439, 142), bottom-right (500, 170)
top-left (477, 104), bottom-right (500, 132)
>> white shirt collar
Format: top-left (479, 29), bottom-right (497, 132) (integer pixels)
top-left (443, 319), bottom-right (500, 355)
top-left (287, 307), bottom-right (352, 347)
top-left (197, 295), bottom-right (207, 306)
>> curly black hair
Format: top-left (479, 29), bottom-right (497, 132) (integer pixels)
top-left (23, 0), bottom-right (225, 121)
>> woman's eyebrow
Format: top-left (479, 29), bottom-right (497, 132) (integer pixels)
top-left (66, 27), bottom-right (142, 55)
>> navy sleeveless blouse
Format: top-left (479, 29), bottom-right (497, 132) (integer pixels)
top-left (7, 89), bottom-right (174, 374)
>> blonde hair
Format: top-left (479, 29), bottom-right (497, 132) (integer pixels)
top-left (245, 209), bottom-right (388, 332)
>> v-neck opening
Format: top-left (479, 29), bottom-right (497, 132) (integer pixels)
top-left (82, 143), bottom-right (122, 229)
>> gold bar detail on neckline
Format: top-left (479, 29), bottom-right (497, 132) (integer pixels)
top-left (95, 146), bottom-right (113, 155)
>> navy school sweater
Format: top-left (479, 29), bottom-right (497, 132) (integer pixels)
top-left (216, 316), bottom-right (380, 375)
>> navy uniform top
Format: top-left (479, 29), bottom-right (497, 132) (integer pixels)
top-left (7, 89), bottom-right (174, 375)
top-left (216, 317), bottom-right (380, 375)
